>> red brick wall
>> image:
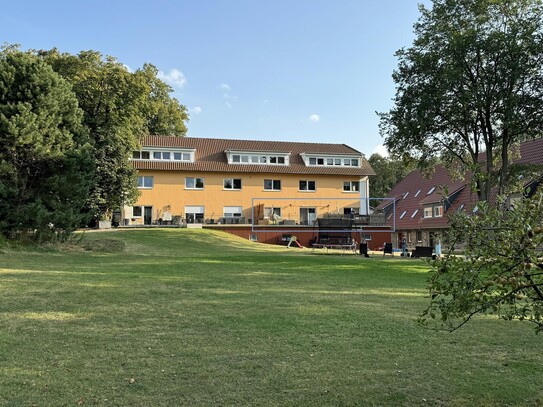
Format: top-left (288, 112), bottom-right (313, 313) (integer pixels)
top-left (203, 225), bottom-right (391, 251)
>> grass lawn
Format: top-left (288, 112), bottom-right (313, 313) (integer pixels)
top-left (1, 229), bottom-right (542, 406)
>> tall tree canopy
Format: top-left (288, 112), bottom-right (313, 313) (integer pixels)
top-left (37, 49), bottom-right (189, 222)
top-left (0, 47), bottom-right (93, 240)
top-left (379, 0), bottom-right (543, 201)
top-left (368, 153), bottom-right (415, 203)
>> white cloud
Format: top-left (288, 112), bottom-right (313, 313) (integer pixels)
top-left (220, 83), bottom-right (231, 92)
top-left (309, 114), bottom-right (320, 122)
top-left (123, 64), bottom-right (133, 73)
top-left (372, 144), bottom-right (389, 157)
top-left (158, 69), bottom-right (187, 88)
top-left (225, 102), bottom-right (233, 108)
top-left (191, 106), bottom-right (202, 114)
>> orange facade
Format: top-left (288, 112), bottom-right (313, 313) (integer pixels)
top-left (127, 170), bottom-right (368, 225)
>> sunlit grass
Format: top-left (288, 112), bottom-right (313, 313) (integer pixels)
top-left (0, 229), bottom-right (542, 406)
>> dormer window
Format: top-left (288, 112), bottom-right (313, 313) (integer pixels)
top-left (226, 150), bottom-right (289, 165)
top-left (302, 153), bottom-right (361, 167)
top-left (132, 148), bottom-right (195, 162)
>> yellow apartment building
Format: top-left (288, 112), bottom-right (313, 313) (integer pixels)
top-left (126, 136), bottom-right (375, 226)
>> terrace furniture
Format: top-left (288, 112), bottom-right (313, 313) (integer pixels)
top-left (412, 246), bottom-right (433, 258)
top-left (383, 242), bottom-right (393, 257)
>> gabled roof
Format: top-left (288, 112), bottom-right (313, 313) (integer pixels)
top-left (379, 137), bottom-right (543, 231)
top-left (133, 135), bottom-right (375, 176)
top-left (377, 165), bottom-right (476, 230)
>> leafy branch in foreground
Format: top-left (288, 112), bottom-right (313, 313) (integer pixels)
top-left (420, 190), bottom-right (543, 333)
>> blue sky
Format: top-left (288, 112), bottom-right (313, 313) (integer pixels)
top-left (1, 1), bottom-right (429, 157)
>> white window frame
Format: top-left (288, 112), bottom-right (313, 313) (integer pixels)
top-left (223, 206), bottom-right (243, 217)
top-left (343, 181), bottom-right (360, 192)
top-left (302, 153), bottom-right (362, 168)
top-left (423, 207), bottom-right (433, 218)
top-left (185, 177), bottom-right (205, 190)
top-left (264, 179), bottom-right (281, 191)
top-left (132, 148), bottom-right (195, 162)
top-left (299, 180), bottom-right (316, 192)
top-left (264, 207), bottom-right (281, 219)
top-left (226, 150), bottom-right (289, 166)
top-left (137, 176), bottom-right (154, 189)
top-left (132, 206), bottom-right (143, 217)
top-left (434, 205), bottom-right (443, 217)
top-left (224, 178), bottom-right (242, 190)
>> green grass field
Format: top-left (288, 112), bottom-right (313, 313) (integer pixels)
top-left (1, 229), bottom-right (542, 406)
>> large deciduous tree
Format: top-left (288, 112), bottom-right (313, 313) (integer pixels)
top-left (368, 153), bottom-right (414, 203)
top-left (379, 0), bottom-right (543, 201)
top-left (0, 47), bottom-right (93, 240)
top-left (420, 189), bottom-right (543, 332)
top-left (37, 49), bottom-right (188, 223)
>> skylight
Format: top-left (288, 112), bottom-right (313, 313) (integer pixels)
top-left (414, 189), bottom-right (421, 197)
top-left (411, 209), bottom-right (419, 218)
top-left (399, 210), bottom-right (407, 219)
top-left (403, 192), bottom-right (409, 199)
top-left (427, 187), bottom-right (436, 195)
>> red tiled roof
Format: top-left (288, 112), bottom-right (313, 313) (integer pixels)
top-left (378, 165), bottom-right (478, 230)
top-left (380, 137), bottom-right (543, 231)
top-left (133, 135), bottom-right (376, 176)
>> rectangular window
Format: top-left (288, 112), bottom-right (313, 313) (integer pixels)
top-left (186, 177), bottom-right (204, 189)
top-left (423, 207), bottom-right (433, 218)
top-left (137, 176), bottom-right (154, 189)
top-left (251, 155), bottom-right (259, 163)
top-left (309, 157), bottom-right (317, 165)
top-left (174, 152), bottom-right (182, 160)
top-left (326, 158), bottom-right (334, 165)
top-left (299, 180), bottom-right (316, 191)
top-left (264, 179), bottom-right (281, 191)
top-left (317, 158), bottom-right (324, 165)
top-left (270, 156), bottom-right (277, 164)
top-left (335, 158), bottom-right (341, 165)
top-left (343, 181), bottom-right (360, 192)
top-left (162, 152), bottom-right (170, 160)
top-left (344, 159), bottom-right (351, 166)
top-left (133, 151), bottom-right (151, 160)
top-left (153, 151), bottom-right (161, 160)
top-left (132, 206), bottom-right (142, 217)
top-left (224, 206), bottom-right (242, 217)
top-left (224, 178), bottom-right (242, 190)
top-left (241, 155), bottom-right (249, 163)
top-left (232, 155), bottom-right (241, 163)
top-left (351, 159), bottom-right (359, 166)
top-left (416, 231), bottom-right (423, 242)
top-left (434, 205), bottom-right (443, 217)
top-left (264, 207), bottom-right (281, 219)
top-left (277, 157), bottom-right (285, 164)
